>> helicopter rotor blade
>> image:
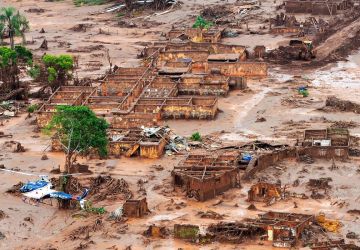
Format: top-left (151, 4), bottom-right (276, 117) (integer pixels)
top-left (0, 169), bottom-right (84, 177)
top-left (0, 168), bottom-right (43, 176)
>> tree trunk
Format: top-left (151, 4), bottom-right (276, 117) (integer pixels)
top-left (64, 152), bottom-right (73, 173)
top-left (59, 175), bottom-right (71, 209)
top-left (21, 33), bottom-right (26, 45)
top-left (59, 152), bottom-right (75, 209)
top-left (9, 30), bottom-right (14, 49)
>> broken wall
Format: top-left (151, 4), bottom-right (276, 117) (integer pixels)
top-left (192, 62), bottom-right (268, 78)
top-left (242, 148), bottom-right (296, 180)
top-left (123, 198), bottom-right (149, 217)
top-left (300, 146), bottom-right (349, 159)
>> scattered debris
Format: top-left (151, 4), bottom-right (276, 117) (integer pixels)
top-left (248, 182), bottom-right (286, 206)
top-left (308, 178), bottom-right (332, 189)
top-left (346, 231), bottom-right (359, 239)
top-left (6, 182), bottom-right (24, 196)
top-left (70, 23), bottom-right (93, 32)
top-left (0, 210), bottom-right (7, 220)
top-left (88, 175), bottom-right (133, 202)
top-left (69, 218), bottom-right (103, 240)
top-left (197, 210), bottom-right (224, 220)
top-left (3, 141), bottom-right (25, 153)
top-left (39, 39), bottom-right (48, 50)
top-left (41, 154), bottom-right (48, 160)
top-left (324, 96), bottom-right (360, 113)
top-left (247, 204), bottom-right (257, 210)
top-left (255, 117), bottom-right (266, 122)
top-left (143, 225), bottom-right (169, 238)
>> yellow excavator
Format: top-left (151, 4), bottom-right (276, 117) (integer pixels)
top-left (289, 40), bottom-right (316, 60)
top-left (289, 39), bottom-right (316, 60)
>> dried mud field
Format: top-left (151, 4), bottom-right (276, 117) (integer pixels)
top-left (0, 0), bottom-right (360, 250)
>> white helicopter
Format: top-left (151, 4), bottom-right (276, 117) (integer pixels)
top-left (1, 168), bottom-right (89, 209)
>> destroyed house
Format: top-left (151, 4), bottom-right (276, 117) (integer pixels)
top-left (191, 61), bottom-right (268, 78)
top-left (284, 0), bottom-right (351, 15)
top-left (37, 65), bottom-right (222, 129)
top-left (135, 97), bottom-right (218, 119)
top-left (247, 182), bottom-right (282, 203)
top-left (300, 128), bottom-right (349, 159)
top-left (158, 61), bottom-right (192, 76)
top-left (108, 127), bottom-right (169, 158)
top-left (250, 212), bottom-right (315, 248)
top-left (166, 27), bottom-right (223, 43)
top-left (36, 86), bottom-right (96, 128)
top-left (162, 42), bottom-right (248, 58)
top-left (178, 74), bottom-right (231, 96)
top-left (172, 154), bottom-right (240, 201)
top-left (123, 198), bottom-right (149, 217)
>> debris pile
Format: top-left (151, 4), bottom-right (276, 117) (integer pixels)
top-left (197, 210), bottom-right (224, 220)
top-left (143, 225), bottom-right (169, 238)
top-left (0, 101), bottom-right (18, 117)
top-left (69, 218), bottom-right (103, 240)
top-left (6, 182), bottom-right (24, 196)
top-left (88, 175), bottom-right (133, 202)
top-left (299, 154), bottom-right (315, 164)
top-left (70, 23), bottom-right (93, 32)
top-left (247, 182), bottom-right (286, 206)
top-left (308, 178), bottom-right (332, 189)
top-left (0, 210), bottom-right (7, 220)
top-left (3, 141), bottom-right (25, 152)
top-left (207, 222), bottom-right (264, 243)
top-left (325, 96), bottom-right (360, 113)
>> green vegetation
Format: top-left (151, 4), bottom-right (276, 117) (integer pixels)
top-left (0, 45), bottom-right (32, 68)
top-left (41, 54), bottom-right (74, 89)
top-left (28, 64), bottom-right (40, 79)
top-left (0, 7), bottom-right (29, 49)
top-left (175, 226), bottom-right (200, 239)
top-left (190, 132), bottom-right (202, 141)
top-left (73, 0), bottom-right (107, 7)
top-left (27, 104), bottom-right (39, 113)
top-left (116, 13), bottom-right (125, 18)
top-left (46, 105), bottom-right (109, 173)
top-left (83, 201), bottom-right (106, 214)
top-left (14, 45), bottom-right (32, 64)
top-left (192, 16), bottom-right (213, 30)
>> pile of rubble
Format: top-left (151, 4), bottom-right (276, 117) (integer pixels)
top-left (324, 96), bottom-right (360, 113)
top-left (88, 175), bottom-right (133, 202)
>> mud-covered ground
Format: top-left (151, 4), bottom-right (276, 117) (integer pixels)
top-left (1, 0), bottom-right (360, 249)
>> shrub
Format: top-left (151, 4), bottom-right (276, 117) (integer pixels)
top-left (190, 132), bottom-right (202, 141)
top-left (192, 16), bottom-right (213, 30)
top-left (27, 104), bottom-right (39, 113)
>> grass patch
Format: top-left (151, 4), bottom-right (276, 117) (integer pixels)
top-left (73, 0), bottom-right (108, 7)
top-left (27, 104), bottom-right (39, 113)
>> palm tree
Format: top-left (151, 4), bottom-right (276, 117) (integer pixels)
top-left (0, 7), bottom-right (29, 49)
